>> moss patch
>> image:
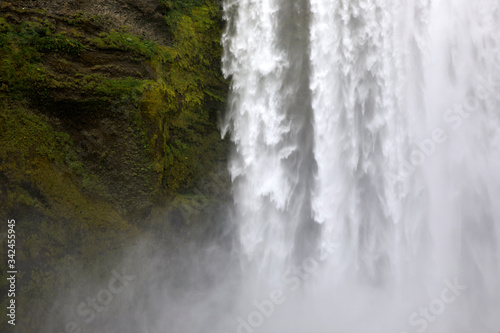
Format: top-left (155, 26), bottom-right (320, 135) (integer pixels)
top-left (0, 0), bottom-right (230, 330)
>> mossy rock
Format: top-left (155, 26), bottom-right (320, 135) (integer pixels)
top-left (0, 0), bottom-right (230, 330)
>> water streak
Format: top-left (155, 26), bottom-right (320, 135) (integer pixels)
top-left (222, 0), bottom-right (500, 331)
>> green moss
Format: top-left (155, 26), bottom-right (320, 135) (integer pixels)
top-left (0, 18), bottom-right (85, 99)
top-left (137, 1), bottom-right (228, 194)
top-left (9, 20), bottom-right (84, 55)
top-left (0, 101), bottom-right (73, 165)
top-left (0, 18), bottom-right (157, 106)
top-left (34, 33), bottom-right (84, 55)
top-left (67, 11), bottom-right (107, 26)
top-left (0, 0), bottom-right (229, 217)
top-left (0, 3), bottom-right (230, 329)
top-left (159, 0), bottom-right (206, 28)
top-left (0, 100), bottom-right (136, 331)
top-left (91, 29), bottom-right (158, 58)
top-left (0, 101), bottom-right (131, 229)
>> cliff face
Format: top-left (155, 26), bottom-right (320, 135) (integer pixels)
top-left (0, 0), bottom-right (230, 329)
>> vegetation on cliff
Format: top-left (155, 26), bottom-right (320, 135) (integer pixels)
top-left (0, 0), bottom-right (230, 330)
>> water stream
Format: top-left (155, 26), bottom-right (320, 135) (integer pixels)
top-left (221, 1), bottom-right (500, 332)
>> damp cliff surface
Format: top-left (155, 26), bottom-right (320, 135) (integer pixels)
top-left (0, 0), bottom-right (230, 330)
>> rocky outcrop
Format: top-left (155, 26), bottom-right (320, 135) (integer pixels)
top-left (0, 0), bottom-right (230, 330)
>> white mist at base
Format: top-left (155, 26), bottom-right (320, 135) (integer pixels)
top-left (221, 0), bottom-right (500, 332)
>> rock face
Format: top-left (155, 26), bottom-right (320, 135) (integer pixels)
top-left (0, 0), bottom-right (230, 330)
top-left (15, 0), bottom-right (171, 43)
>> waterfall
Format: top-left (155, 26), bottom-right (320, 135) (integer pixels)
top-left (221, 0), bottom-right (500, 332)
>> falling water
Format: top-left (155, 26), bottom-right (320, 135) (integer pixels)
top-left (222, 0), bottom-right (500, 332)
